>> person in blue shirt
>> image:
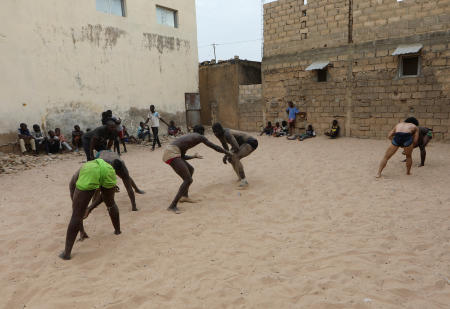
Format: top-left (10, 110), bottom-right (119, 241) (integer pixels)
top-left (286, 101), bottom-right (300, 136)
top-left (137, 122), bottom-right (151, 142)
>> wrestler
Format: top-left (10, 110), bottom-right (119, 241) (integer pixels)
top-left (163, 125), bottom-right (231, 213)
top-left (376, 117), bottom-right (419, 178)
top-left (81, 150), bottom-right (145, 220)
top-left (60, 159), bottom-right (121, 260)
top-left (212, 123), bottom-right (258, 188)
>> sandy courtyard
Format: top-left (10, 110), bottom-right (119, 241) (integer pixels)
top-left (0, 135), bottom-right (449, 309)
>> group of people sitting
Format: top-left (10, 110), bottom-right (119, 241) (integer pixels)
top-left (260, 121), bottom-right (289, 137)
top-left (260, 119), bottom-right (341, 141)
top-left (18, 123), bottom-right (86, 155)
top-left (17, 106), bottom-right (184, 156)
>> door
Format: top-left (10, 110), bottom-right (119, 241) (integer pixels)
top-left (185, 93), bottom-right (201, 128)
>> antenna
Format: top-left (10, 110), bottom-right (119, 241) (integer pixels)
top-left (261, 0), bottom-right (264, 60)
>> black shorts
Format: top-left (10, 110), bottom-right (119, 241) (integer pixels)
top-left (247, 138), bottom-right (258, 150)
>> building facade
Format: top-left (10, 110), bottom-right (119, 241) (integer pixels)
top-left (0, 0), bottom-right (198, 145)
top-left (199, 59), bottom-right (261, 129)
top-left (263, 0), bottom-right (450, 140)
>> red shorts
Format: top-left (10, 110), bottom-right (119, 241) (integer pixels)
top-left (165, 157), bottom-right (179, 165)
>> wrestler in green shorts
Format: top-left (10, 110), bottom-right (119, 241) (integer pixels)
top-left (76, 159), bottom-right (117, 191)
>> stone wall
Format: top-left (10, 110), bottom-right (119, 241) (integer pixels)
top-left (238, 85), bottom-right (264, 132)
top-left (199, 60), bottom-right (261, 129)
top-left (262, 0), bottom-right (450, 140)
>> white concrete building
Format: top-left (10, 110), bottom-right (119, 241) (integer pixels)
top-left (0, 0), bottom-right (198, 145)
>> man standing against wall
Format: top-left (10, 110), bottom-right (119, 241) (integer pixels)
top-left (146, 105), bottom-right (169, 151)
top-left (286, 101), bottom-right (300, 136)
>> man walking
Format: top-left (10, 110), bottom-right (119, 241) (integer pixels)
top-left (146, 105), bottom-right (169, 151)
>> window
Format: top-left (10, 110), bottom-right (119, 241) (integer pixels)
top-left (302, 10), bottom-right (307, 16)
top-left (400, 55), bottom-right (420, 77)
top-left (96, 0), bottom-right (125, 17)
top-left (317, 69), bottom-right (327, 82)
top-left (301, 33), bottom-right (307, 40)
top-left (156, 6), bottom-right (178, 28)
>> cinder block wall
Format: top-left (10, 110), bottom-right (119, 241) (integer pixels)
top-left (262, 0), bottom-right (450, 140)
top-left (238, 85), bottom-right (264, 132)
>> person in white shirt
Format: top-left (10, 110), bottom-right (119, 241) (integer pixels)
top-left (145, 105), bottom-right (169, 151)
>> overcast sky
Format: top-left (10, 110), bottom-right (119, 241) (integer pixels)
top-left (196, 0), bottom-right (275, 62)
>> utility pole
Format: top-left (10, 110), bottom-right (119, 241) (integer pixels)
top-left (212, 43), bottom-right (217, 62)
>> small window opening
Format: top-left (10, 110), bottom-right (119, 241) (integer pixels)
top-left (317, 69), bottom-right (327, 82)
top-left (301, 33), bottom-right (307, 40)
top-left (96, 0), bottom-right (125, 17)
top-left (302, 10), bottom-right (307, 16)
top-left (156, 6), bottom-right (178, 28)
top-left (401, 55), bottom-right (419, 77)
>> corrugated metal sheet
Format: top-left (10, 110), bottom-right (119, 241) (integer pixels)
top-left (392, 44), bottom-right (423, 56)
top-left (305, 61), bottom-right (330, 71)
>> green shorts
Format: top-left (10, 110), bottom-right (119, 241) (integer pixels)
top-left (76, 159), bottom-right (117, 191)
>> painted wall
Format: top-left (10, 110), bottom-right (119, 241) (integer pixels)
top-left (0, 0), bottom-right (198, 144)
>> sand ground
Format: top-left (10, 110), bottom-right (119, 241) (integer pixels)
top-left (0, 135), bottom-right (449, 309)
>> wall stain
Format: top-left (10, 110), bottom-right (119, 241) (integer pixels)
top-left (142, 33), bottom-right (190, 54)
top-left (71, 24), bottom-right (126, 49)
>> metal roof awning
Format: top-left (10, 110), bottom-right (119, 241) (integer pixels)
top-left (392, 43), bottom-right (423, 56)
top-left (305, 61), bottom-right (330, 71)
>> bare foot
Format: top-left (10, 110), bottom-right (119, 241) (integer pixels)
top-left (376, 174), bottom-right (382, 179)
top-left (79, 232), bottom-right (89, 241)
top-left (59, 252), bottom-right (71, 260)
top-left (114, 230), bottom-right (122, 235)
top-left (132, 207), bottom-right (139, 212)
top-left (135, 189), bottom-right (145, 194)
top-left (238, 180), bottom-right (249, 189)
top-left (179, 197), bottom-right (200, 203)
top-left (167, 206), bottom-right (181, 214)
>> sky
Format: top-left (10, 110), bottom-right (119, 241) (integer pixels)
top-left (195, 0), bottom-right (276, 62)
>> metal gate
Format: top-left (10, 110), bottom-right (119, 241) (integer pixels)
top-left (185, 93), bottom-right (201, 128)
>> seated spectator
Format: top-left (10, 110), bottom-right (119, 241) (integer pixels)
top-left (47, 130), bottom-right (61, 154)
top-left (273, 122), bottom-right (282, 137)
top-left (18, 123), bottom-right (37, 155)
top-left (137, 122), bottom-right (151, 142)
top-left (55, 128), bottom-right (73, 151)
top-left (168, 120), bottom-right (182, 137)
top-left (299, 124), bottom-right (316, 141)
top-left (260, 121), bottom-right (274, 136)
top-left (72, 125), bottom-right (84, 152)
top-left (325, 120), bottom-right (340, 139)
top-left (122, 125), bottom-right (138, 144)
top-left (281, 121), bottom-right (289, 136)
top-left (32, 124), bottom-right (47, 153)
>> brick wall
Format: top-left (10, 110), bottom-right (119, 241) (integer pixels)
top-left (264, 0), bottom-right (349, 58)
top-left (353, 0), bottom-right (450, 43)
top-left (261, 0), bottom-right (450, 141)
top-left (238, 85), bottom-right (264, 132)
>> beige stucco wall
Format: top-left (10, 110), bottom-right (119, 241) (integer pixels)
top-left (0, 0), bottom-right (198, 144)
